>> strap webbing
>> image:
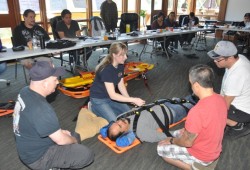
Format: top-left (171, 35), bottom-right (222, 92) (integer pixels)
top-left (148, 108), bottom-right (172, 137)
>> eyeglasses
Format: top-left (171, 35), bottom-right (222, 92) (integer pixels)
top-left (214, 58), bottom-right (225, 63)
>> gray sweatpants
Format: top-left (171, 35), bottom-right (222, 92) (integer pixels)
top-left (28, 144), bottom-right (94, 170)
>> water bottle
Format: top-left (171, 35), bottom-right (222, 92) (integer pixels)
top-left (115, 28), bottom-right (119, 40)
top-left (39, 35), bottom-right (45, 49)
top-left (32, 36), bottom-right (38, 49)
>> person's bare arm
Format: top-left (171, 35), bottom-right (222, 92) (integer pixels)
top-left (117, 78), bottom-right (129, 97)
top-left (49, 129), bottom-right (77, 145)
top-left (158, 128), bottom-right (197, 147)
top-left (224, 95), bottom-right (235, 109)
top-left (105, 82), bottom-right (145, 106)
top-left (76, 30), bottom-right (81, 37)
top-left (58, 31), bottom-right (65, 39)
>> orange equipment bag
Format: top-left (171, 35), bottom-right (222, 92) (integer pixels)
top-left (0, 101), bottom-right (15, 117)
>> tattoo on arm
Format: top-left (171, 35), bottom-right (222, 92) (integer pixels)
top-left (183, 129), bottom-right (197, 143)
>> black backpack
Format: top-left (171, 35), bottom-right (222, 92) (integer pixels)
top-left (46, 40), bottom-right (76, 49)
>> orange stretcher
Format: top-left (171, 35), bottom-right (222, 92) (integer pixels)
top-left (58, 62), bottom-right (154, 99)
top-left (98, 117), bottom-right (186, 154)
top-left (0, 101), bottom-right (15, 117)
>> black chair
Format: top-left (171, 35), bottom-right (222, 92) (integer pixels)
top-left (120, 13), bottom-right (139, 33)
top-left (50, 16), bottom-right (62, 40)
top-left (50, 16), bottom-right (75, 73)
top-left (178, 15), bottom-right (189, 27)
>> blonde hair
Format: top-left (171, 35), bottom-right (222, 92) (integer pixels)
top-left (95, 42), bottom-right (127, 73)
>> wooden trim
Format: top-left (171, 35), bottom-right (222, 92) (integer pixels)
top-left (163, 0), bottom-right (168, 15)
top-left (122, 0), bottom-right (128, 13)
top-left (39, 0), bottom-right (48, 31)
top-left (86, 0), bottom-right (92, 36)
top-left (137, 0), bottom-right (141, 27)
top-left (173, 0), bottom-right (178, 16)
top-left (218, 0), bottom-right (228, 21)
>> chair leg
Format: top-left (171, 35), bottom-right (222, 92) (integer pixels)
top-left (15, 62), bottom-right (18, 80)
top-left (22, 66), bottom-right (28, 84)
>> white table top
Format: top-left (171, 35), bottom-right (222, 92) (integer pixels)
top-left (216, 26), bottom-right (250, 33)
top-left (0, 27), bottom-right (214, 62)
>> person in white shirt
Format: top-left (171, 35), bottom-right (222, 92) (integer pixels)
top-left (208, 41), bottom-right (250, 139)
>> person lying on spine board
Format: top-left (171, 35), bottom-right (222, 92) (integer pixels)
top-left (100, 95), bottom-right (198, 146)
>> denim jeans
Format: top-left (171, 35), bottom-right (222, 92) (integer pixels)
top-left (90, 97), bottom-right (130, 122)
top-left (0, 62), bottom-right (7, 74)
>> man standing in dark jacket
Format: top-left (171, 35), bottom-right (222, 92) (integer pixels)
top-left (100, 0), bottom-right (118, 32)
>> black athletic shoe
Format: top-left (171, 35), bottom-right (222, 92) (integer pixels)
top-left (224, 123), bottom-right (250, 139)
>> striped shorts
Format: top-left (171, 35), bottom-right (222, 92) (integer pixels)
top-left (158, 130), bottom-right (212, 166)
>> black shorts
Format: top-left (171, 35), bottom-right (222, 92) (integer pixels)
top-left (228, 105), bottom-right (250, 123)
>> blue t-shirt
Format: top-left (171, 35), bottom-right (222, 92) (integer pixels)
top-left (13, 87), bottom-right (60, 165)
top-left (90, 64), bottom-right (124, 99)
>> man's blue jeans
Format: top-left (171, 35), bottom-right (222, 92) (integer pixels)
top-left (90, 97), bottom-right (130, 122)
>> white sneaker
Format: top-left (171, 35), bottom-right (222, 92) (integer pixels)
top-left (87, 101), bottom-right (92, 112)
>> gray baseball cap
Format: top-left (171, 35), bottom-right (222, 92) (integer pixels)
top-left (207, 41), bottom-right (238, 59)
top-left (29, 61), bottom-right (65, 81)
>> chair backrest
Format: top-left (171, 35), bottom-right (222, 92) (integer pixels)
top-left (178, 15), bottom-right (189, 27)
top-left (50, 16), bottom-right (62, 40)
top-left (120, 13), bottom-right (139, 33)
top-left (90, 16), bottom-right (106, 37)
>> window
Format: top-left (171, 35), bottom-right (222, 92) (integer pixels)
top-left (0, 0), bottom-right (8, 14)
top-left (19, 0), bottom-right (41, 22)
top-left (141, 0), bottom-right (152, 26)
top-left (168, 0), bottom-right (174, 15)
top-left (195, 0), bottom-right (221, 20)
top-left (128, 0), bottom-right (136, 13)
top-left (154, 0), bottom-right (162, 10)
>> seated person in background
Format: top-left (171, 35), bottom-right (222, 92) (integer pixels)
top-left (151, 12), bottom-right (171, 55)
top-left (103, 95), bottom-right (197, 144)
top-left (13, 9), bottom-right (51, 69)
top-left (239, 13), bottom-right (250, 29)
top-left (13, 61), bottom-right (94, 169)
top-left (157, 64), bottom-right (227, 170)
top-left (164, 12), bottom-right (180, 49)
top-left (56, 9), bottom-right (92, 63)
top-left (208, 41), bottom-right (250, 139)
top-left (180, 12), bottom-right (199, 46)
top-left (90, 42), bottom-right (145, 122)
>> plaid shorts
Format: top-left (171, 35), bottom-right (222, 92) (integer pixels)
top-left (157, 144), bottom-right (212, 166)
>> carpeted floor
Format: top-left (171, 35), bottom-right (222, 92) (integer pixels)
top-left (0, 37), bottom-right (250, 170)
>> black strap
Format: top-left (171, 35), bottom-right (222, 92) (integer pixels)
top-left (132, 111), bottom-right (140, 134)
top-left (159, 104), bottom-right (171, 128)
top-left (148, 108), bottom-right (172, 137)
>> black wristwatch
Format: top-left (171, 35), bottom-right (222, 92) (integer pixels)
top-left (170, 137), bottom-right (174, 144)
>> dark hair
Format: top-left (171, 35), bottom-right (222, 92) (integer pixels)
top-left (107, 127), bottom-right (123, 141)
top-left (23, 9), bottom-right (35, 17)
top-left (190, 12), bottom-right (195, 18)
top-left (189, 64), bottom-right (215, 88)
top-left (168, 12), bottom-right (175, 17)
top-left (61, 9), bottom-right (71, 18)
top-left (157, 12), bottom-right (165, 18)
top-left (244, 13), bottom-right (250, 18)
